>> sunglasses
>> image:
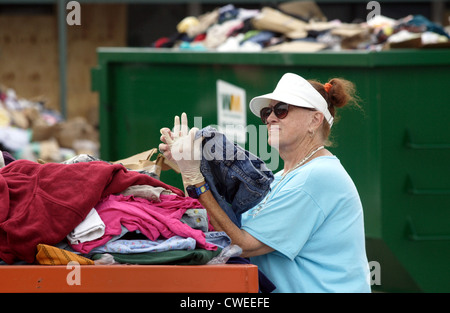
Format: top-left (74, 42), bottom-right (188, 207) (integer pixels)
top-left (260, 102), bottom-right (290, 124)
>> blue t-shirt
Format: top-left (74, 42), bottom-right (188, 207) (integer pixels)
top-left (241, 156), bottom-right (371, 293)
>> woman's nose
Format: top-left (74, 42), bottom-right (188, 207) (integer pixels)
top-left (265, 109), bottom-right (278, 124)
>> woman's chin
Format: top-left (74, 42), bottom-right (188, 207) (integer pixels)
top-left (268, 131), bottom-right (280, 148)
top-left (268, 137), bottom-right (279, 148)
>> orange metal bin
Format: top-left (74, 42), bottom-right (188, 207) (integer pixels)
top-left (0, 264), bottom-right (259, 293)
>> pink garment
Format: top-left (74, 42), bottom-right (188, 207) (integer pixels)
top-left (71, 194), bottom-right (217, 253)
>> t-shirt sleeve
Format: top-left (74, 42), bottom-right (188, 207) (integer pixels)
top-left (241, 187), bottom-right (325, 260)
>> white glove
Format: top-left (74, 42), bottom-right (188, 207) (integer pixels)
top-left (160, 113), bottom-right (204, 187)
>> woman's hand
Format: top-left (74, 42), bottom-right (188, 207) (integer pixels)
top-left (159, 112), bottom-right (204, 187)
top-left (159, 113), bottom-right (184, 161)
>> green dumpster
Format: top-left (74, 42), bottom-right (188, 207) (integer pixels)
top-left (91, 48), bottom-right (450, 292)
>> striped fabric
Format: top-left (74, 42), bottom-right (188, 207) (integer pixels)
top-left (36, 244), bottom-right (94, 265)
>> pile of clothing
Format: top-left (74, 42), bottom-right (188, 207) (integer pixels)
top-left (368, 14), bottom-right (450, 49)
top-left (0, 126), bottom-right (274, 273)
top-left (0, 151), bottom-right (231, 266)
top-left (0, 85), bottom-right (99, 164)
top-left (152, 2), bottom-right (450, 52)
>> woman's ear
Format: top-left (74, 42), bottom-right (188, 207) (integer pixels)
top-left (310, 111), bottom-right (325, 131)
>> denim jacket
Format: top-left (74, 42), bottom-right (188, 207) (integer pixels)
top-left (195, 126), bottom-right (274, 227)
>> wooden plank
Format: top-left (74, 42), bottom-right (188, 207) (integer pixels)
top-left (0, 4), bottom-right (126, 121)
top-left (66, 3), bottom-right (127, 120)
top-left (0, 15), bottom-right (59, 110)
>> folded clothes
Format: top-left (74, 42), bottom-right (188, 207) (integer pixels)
top-left (204, 231), bottom-right (231, 249)
top-left (90, 236), bottom-right (196, 254)
top-left (89, 230), bottom-right (230, 254)
top-left (181, 208), bottom-right (212, 232)
top-left (67, 208), bottom-right (105, 245)
top-left (70, 194), bottom-right (217, 254)
top-left (92, 248), bottom-right (222, 265)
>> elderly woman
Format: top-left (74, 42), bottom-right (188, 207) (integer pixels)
top-left (159, 73), bottom-right (370, 293)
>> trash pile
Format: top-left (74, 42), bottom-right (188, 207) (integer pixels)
top-left (0, 85), bottom-right (99, 163)
top-left (152, 2), bottom-right (450, 52)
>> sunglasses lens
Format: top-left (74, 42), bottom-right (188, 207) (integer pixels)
top-left (260, 102), bottom-right (290, 124)
top-left (260, 107), bottom-right (272, 124)
top-left (274, 102), bottom-right (289, 119)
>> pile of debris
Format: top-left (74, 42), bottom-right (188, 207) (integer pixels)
top-left (0, 86), bottom-right (99, 163)
top-left (152, 2), bottom-right (450, 52)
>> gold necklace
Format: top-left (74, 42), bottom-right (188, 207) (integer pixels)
top-left (249, 145), bottom-right (325, 218)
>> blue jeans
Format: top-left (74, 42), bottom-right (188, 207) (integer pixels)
top-left (204, 231), bottom-right (231, 249)
top-left (195, 126), bottom-right (274, 227)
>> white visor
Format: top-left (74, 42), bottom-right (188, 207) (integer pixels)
top-left (249, 73), bottom-right (334, 127)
